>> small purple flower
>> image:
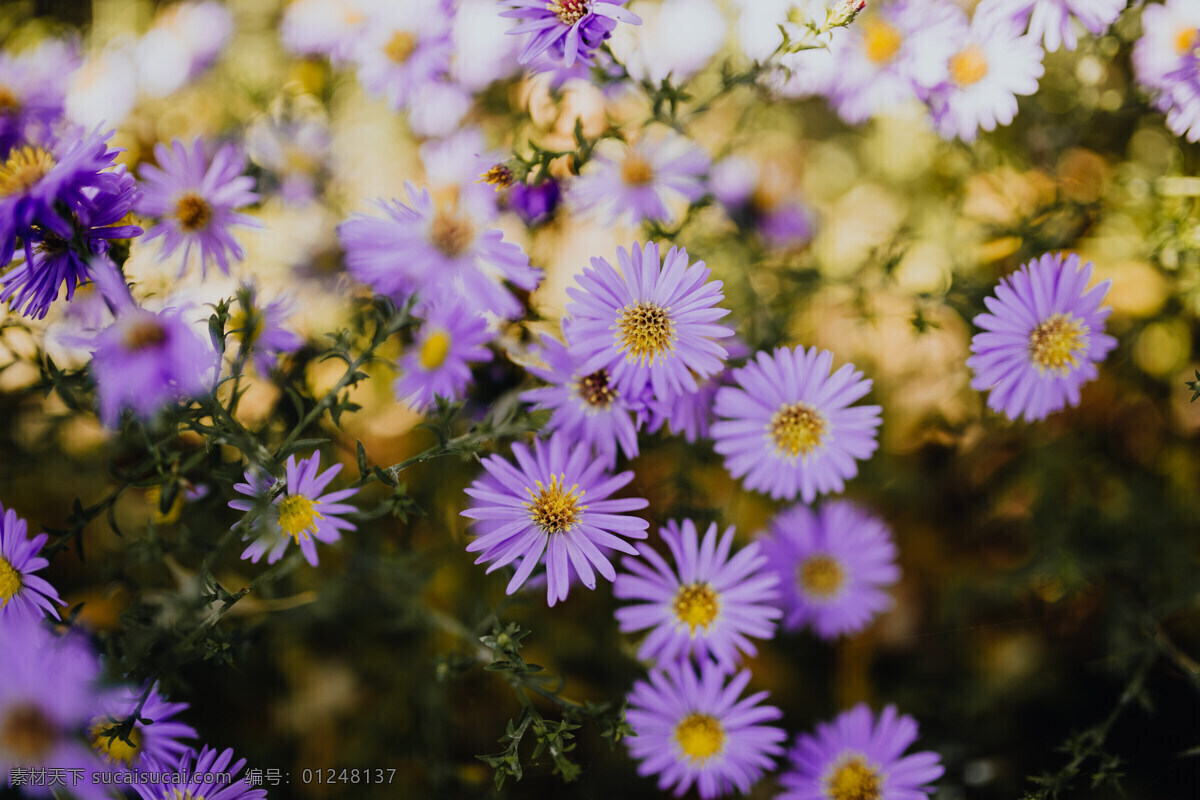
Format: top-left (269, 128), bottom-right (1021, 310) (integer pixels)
top-left (759, 500), bottom-right (899, 639)
top-left (461, 431), bottom-right (650, 606)
top-left (976, 0), bottom-right (1125, 52)
top-left (129, 746), bottom-right (266, 800)
top-left (614, 519), bottom-right (781, 672)
top-left (230, 284), bottom-right (304, 376)
top-left (501, 0), bottom-right (641, 68)
top-left (625, 658), bottom-right (786, 799)
top-left (967, 252), bottom-right (1117, 422)
top-left (1133, 1), bottom-right (1200, 143)
top-left (354, 1), bottom-right (454, 111)
top-left (570, 133), bottom-right (709, 227)
top-left (507, 177), bottom-right (561, 226)
top-left (520, 333), bottom-right (644, 469)
top-left (708, 157), bottom-right (814, 249)
top-left (712, 346), bottom-right (882, 503)
top-left (135, 138), bottom-right (259, 276)
top-left (395, 301), bottom-right (494, 411)
top-left (338, 184), bottom-right (541, 319)
top-left (89, 683), bottom-right (196, 772)
top-left (229, 453), bottom-right (359, 567)
top-left (0, 503), bottom-right (65, 623)
top-left (564, 241), bottom-right (733, 405)
top-left (0, 39), bottom-right (78, 157)
top-left (778, 704), bottom-right (944, 800)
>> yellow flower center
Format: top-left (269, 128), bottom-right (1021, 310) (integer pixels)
top-left (799, 555), bottom-right (844, 599)
top-left (769, 402), bottom-right (826, 460)
top-left (524, 474), bottom-right (586, 534)
top-left (674, 713), bottom-right (724, 763)
top-left (0, 86), bottom-right (18, 112)
top-left (577, 369), bottom-right (617, 409)
top-left (384, 31), bottom-right (417, 64)
top-left (90, 720), bottom-right (143, 766)
top-left (122, 317), bottom-right (169, 352)
top-left (419, 330), bottom-right (452, 370)
top-left (430, 209), bottom-right (475, 257)
top-left (547, 0), bottom-right (588, 26)
top-left (1028, 312), bottom-right (1089, 376)
top-left (862, 18), bottom-right (902, 65)
top-left (673, 582), bottom-right (720, 634)
top-left (0, 705), bottom-right (55, 763)
top-left (478, 165), bottom-right (514, 189)
top-left (278, 494), bottom-right (323, 543)
top-left (173, 192), bottom-right (212, 232)
top-left (1175, 26), bottom-right (1199, 56)
top-left (0, 555), bottom-right (21, 606)
top-left (0, 145), bottom-right (55, 198)
top-left (620, 154), bottom-right (654, 186)
top-left (615, 302), bottom-right (676, 366)
top-left (950, 44), bottom-right (988, 88)
top-left (229, 308), bottom-right (265, 348)
top-left (826, 755), bottom-right (883, 800)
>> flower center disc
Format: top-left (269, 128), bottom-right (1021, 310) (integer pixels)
top-left (673, 582), bottom-right (720, 634)
top-left (1175, 27), bottom-right (1199, 56)
top-left (430, 210), bottom-right (475, 257)
top-left (621, 155), bottom-right (654, 186)
top-left (278, 494), bottom-right (323, 542)
top-left (0, 86), bottom-right (18, 113)
top-left (122, 317), bottom-right (169, 352)
top-left (799, 555), bottom-right (844, 599)
top-left (478, 165), bottom-right (514, 189)
top-left (420, 330), bottom-right (452, 370)
top-left (615, 301), bottom-right (675, 366)
top-left (525, 474), bottom-right (586, 534)
top-left (578, 369), bottom-right (617, 408)
top-left (174, 192), bottom-right (212, 232)
top-left (547, 0), bottom-right (589, 26)
top-left (674, 713), bottom-right (724, 763)
top-left (0, 556), bottom-right (21, 605)
top-left (90, 720), bottom-right (143, 766)
top-left (230, 308), bottom-right (265, 348)
top-left (950, 44), bottom-right (988, 87)
top-left (1028, 312), bottom-right (1088, 376)
top-left (0, 146), bottom-right (55, 198)
top-left (384, 31), bottom-right (417, 64)
top-left (863, 18), bottom-right (902, 65)
top-left (826, 754), bottom-right (883, 800)
top-left (0, 705), bottom-right (55, 763)
top-left (769, 402), bottom-right (826, 460)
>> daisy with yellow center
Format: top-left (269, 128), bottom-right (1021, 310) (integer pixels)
top-left (394, 304), bottom-right (494, 412)
top-left (0, 503), bottom-right (65, 621)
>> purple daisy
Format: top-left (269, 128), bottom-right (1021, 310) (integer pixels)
top-left (564, 241), bottom-right (733, 405)
top-left (758, 500), bottom-right (899, 639)
top-left (967, 252), bottom-right (1117, 422)
top-left (135, 137), bottom-right (259, 276)
top-left (0, 503), bottom-right (65, 623)
top-left (129, 746), bottom-right (266, 800)
top-left (712, 346), bottom-right (882, 503)
top-left (230, 284), bottom-right (304, 376)
top-left (570, 133), bottom-right (709, 227)
top-left (501, 0), bottom-right (641, 68)
top-left (625, 658), bottom-right (786, 799)
top-left (338, 183), bottom-right (541, 320)
top-left (520, 333), bottom-right (644, 469)
top-left (0, 39), bottom-right (77, 157)
top-left (778, 704), bottom-right (944, 800)
top-left (229, 453), bottom-right (359, 567)
top-left (614, 519), bottom-right (781, 672)
top-left (89, 683), bottom-right (196, 772)
top-left (461, 431), bottom-right (650, 606)
top-left (354, 1), bottom-right (454, 111)
top-left (395, 301), bottom-right (494, 411)
top-left (1133, 1), bottom-right (1200, 144)
top-left (976, 0), bottom-right (1125, 52)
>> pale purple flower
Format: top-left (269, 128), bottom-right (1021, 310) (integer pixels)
top-left (89, 683), bottom-right (196, 772)
top-left (280, 0), bottom-right (368, 62)
top-left (759, 500), bottom-right (899, 639)
top-left (501, 0), bottom-right (641, 68)
top-left (354, 1), bottom-right (454, 111)
top-left (230, 284), bottom-right (303, 376)
top-left (967, 252), bottom-right (1117, 422)
top-left (395, 301), bottom-right (494, 411)
top-left (0, 38), bottom-right (79, 156)
top-left (451, 0), bottom-right (522, 90)
top-left (708, 157), bottom-right (814, 249)
top-left (246, 112), bottom-right (331, 206)
top-left (1133, 0), bottom-right (1200, 143)
top-left (0, 503), bottom-right (64, 623)
top-left (129, 747), bottom-right (266, 800)
top-left (778, 704), bottom-right (944, 800)
top-left (645, 337), bottom-right (746, 444)
top-left (461, 431), bottom-right (650, 606)
top-left (626, 658), bottom-right (786, 799)
top-left (614, 519), bottom-right (781, 672)
top-left (570, 132), bottom-right (709, 226)
top-left (136, 0), bottom-right (234, 97)
top-left (976, 0), bottom-right (1125, 52)
top-left (712, 346), bottom-right (882, 503)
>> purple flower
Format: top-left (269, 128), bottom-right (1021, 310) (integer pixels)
top-left (501, 0), bottom-right (641, 68)
top-left (354, 1), bottom-right (454, 111)
top-left (1133, 1), bottom-right (1200, 143)
top-left (614, 519), bottom-right (781, 672)
top-left (976, 0), bottom-right (1125, 52)
top-left (229, 453), bottom-right (358, 567)
top-left (759, 500), bottom-right (899, 639)
top-left (395, 301), bottom-right (494, 411)
top-left (461, 431), bottom-right (650, 606)
top-left (246, 113), bottom-right (331, 206)
top-left (778, 704), bottom-right (944, 800)
top-left (129, 746), bottom-right (266, 800)
top-left (708, 157), bottom-right (814, 249)
top-left (520, 333), bottom-right (644, 469)
top-left (507, 177), bottom-right (561, 226)
top-left (564, 241), bottom-right (733, 405)
top-left (338, 184), bottom-right (541, 319)
top-left (967, 252), bottom-right (1117, 422)
top-left (712, 346), bottom-right (882, 503)
top-left (230, 284), bottom-right (304, 376)
top-left (135, 138), bottom-right (259, 276)
top-left (89, 683), bottom-right (196, 771)
top-left (0, 503), bottom-right (64, 623)
top-left (625, 658), bottom-right (786, 799)
top-left (0, 39), bottom-right (78, 157)
top-left (570, 132), bottom-right (709, 227)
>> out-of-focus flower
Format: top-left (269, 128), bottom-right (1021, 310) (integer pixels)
top-left (129, 747), bottom-right (266, 800)
top-left (0, 38), bottom-right (78, 156)
top-left (976, 0), bottom-right (1125, 53)
top-left (229, 284), bottom-right (303, 376)
top-left (89, 683), bottom-right (196, 772)
top-left (507, 177), bottom-right (561, 226)
top-left (625, 658), bottom-right (786, 799)
top-left (758, 500), bottom-right (899, 639)
top-left (230, 453), bottom-right (358, 567)
top-left (608, 0), bottom-right (725, 85)
top-left (712, 346), bottom-right (881, 503)
top-left (570, 132), bottom-right (709, 227)
top-left (461, 431), bottom-right (650, 606)
top-left (405, 81), bottom-right (475, 138)
top-left (709, 157), bottom-right (814, 249)
top-left (501, 0), bottom-right (642, 69)
top-left (564, 241), bottom-right (733, 404)
top-left (280, 0), bottom-right (369, 62)
top-left (1133, 0), bottom-right (1200, 143)
top-left (65, 48), bottom-right (139, 132)
top-left (338, 183), bottom-right (540, 319)
top-left (136, 0), bottom-right (234, 97)
top-left (451, 0), bottom-right (521, 90)
top-left (0, 503), bottom-right (64, 623)
top-left (395, 301), bottom-right (494, 411)
top-left (521, 333), bottom-right (644, 468)
top-left (778, 704), bottom-right (944, 800)
top-left (135, 138), bottom-right (259, 277)
top-left (246, 110), bottom-right (331, 206)
top-left (354, 1), bottom-right (453, 111)
top-left (420, 127), bottom-right (504, 218)
top-left (614, 519), bottom-right (781, 672)
top-left (967, 252), bottom-right (1116, 422)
